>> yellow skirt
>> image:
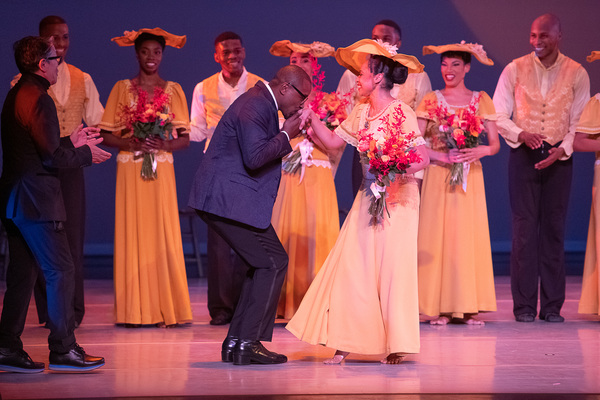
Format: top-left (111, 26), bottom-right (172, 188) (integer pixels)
top-left (579, 163), bottom-right (600, 314)
top-left (113, 153), bottom-right (193, 325)
top-left (271, 165), bottom-right (340, 319)
top-left (418, 163), bottom-right (497, 318)
top-left (287, 177), bottom-right (420, 355)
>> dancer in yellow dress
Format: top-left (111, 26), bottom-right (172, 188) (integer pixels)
top-left (269, 40), bottom-right (341, 319)
top-left (416, 42), bottom-right (500, 325)
top-left (99, 28), bottom-right (192, 327)
top-left (287, 39), bottom-right (429, 364)
top-left (575, 51), bottom-right (600, 315)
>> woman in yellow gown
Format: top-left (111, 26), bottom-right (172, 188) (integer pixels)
top-left (416, 42), bottom-right (499, 325)
top-left (287, 39), bottom-right (429, 364)
top-left (99, 28), bottom-right (192, 327)
top-left (269, 40), bottom-right (340, 319)
top-left (575, 51), bottom-right (600, 315)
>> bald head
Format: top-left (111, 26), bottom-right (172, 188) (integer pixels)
top-left (270, 65), bottom-right (311, 89)
top-left (532, 13), bottom-right (561, 34)
top-left (270, 65), bottom-right (312, 119)
top-left (530, 13), bottom-right (562, 66)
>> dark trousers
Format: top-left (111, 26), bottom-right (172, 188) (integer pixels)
top-left (0, 217), bottom-right (76, 353)
top-left (206, 226), bottom-right (246, 320)
top-left (33, 168), bottom-right (85, 325)
top-left (508, 144), bottom-right (572, 317)
top-left (198, 211), bottom-right (288, 341)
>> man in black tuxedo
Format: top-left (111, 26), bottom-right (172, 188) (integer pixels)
top-left (189, 65), bottom-right (310, 365)
top-left (0, 36), bottom-right (110, 373)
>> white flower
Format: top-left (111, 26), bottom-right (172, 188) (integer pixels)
top-left (375, 39), bottom-right (398, 56)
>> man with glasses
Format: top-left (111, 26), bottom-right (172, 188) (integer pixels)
top-left (11, 15), bottom-right (105, 331)
top-left (190, 31), bottom-right (265, 326)
top-left (0, 36), bottom-right (110, 372)
top-left (189, 65), bottom-right (311, 364)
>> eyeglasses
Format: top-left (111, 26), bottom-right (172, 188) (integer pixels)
top-left (287, 82), bottom-right (308, 104)
top-left (46, 55), bottom-right (62, 63)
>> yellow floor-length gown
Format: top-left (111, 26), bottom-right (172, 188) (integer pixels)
top-left (577, 94), bottom-right (600, 314)
top-left (272, 136), bottom-right (339, 319)
top-left (100, 80), bottom-right (193, 325)
top-left (287, 100), bottom-right (422, 355)
top-left (416, 90), bottom-right (497, 318)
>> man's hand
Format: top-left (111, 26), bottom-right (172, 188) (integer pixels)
top-left (282, 111), bottom-right (303, 139)
top-left (534, 147), bottom-right (565, 170)
top-left (518, 131), bottom-right (546, 149)
top-left (70, 125), bottom-right (101, 148)
top-left (86, 136), bottom-right (112, 164)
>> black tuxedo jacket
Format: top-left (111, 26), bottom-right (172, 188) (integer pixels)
top-left (189, 81), bottom-right (292, 229)
top-left (0, 73), bottom-right (92, 222)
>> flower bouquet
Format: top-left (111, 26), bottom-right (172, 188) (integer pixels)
top-left (427, 97), bottom-right (483, 190)
top-left (357, 103), bottom-right (422, 220)
top-left (121, 85), bottom-right (174, 180)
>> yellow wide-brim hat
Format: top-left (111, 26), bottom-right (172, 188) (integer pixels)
top-left (587, 51), bottom-right (600, 62)
top-left (269, 40), bottom-right (335, 58)
top-left (422, 41), bottom-right (493, 66)
top-left (335, 39), bottom-right (424, 76)
top-left (111, 27), bottom-right (186, 49)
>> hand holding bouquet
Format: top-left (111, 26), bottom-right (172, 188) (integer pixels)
top-left (357, 103), bottom-right (422, 220)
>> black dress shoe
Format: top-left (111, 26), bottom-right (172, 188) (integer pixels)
top-left (210, 315), bottom-right (232, 326)
top-left (233, 340), bottom-right (287, 365)
top-left (221, 336), bottom-right (238, 362)
top-left (49, 344), bottom-right (105, 372)
top-left (541, 312), bottom-right (565, 323)
top-left (0, 348), bottom-right (44, 373)
top-left (515, 313), bottom-right (535, 322)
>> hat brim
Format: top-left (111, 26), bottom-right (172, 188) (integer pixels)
top-left (111, 28), bottom-right (186, 49)
top-left (422, 44), bottom-right (493, 66)
top-left (335, 39), bottom-right (424, 76)
top-left (269, 40), bottom-right (334, 58)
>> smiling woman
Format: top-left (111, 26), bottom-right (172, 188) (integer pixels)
top-left (98, 28), bottom-right (193, 328)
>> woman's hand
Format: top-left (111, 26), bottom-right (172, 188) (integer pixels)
top-left (459, 146), bottom-right (490, 163)
top-left (141, 137), bottom-right (168, 153)
top-left (447, 148), bottom-right (462, 163)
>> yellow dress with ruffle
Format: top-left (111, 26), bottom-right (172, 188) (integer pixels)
top-left (416, 90), bottom-right (497, 318)
top-left (99, 79), bottom-right (193, 325)
top-left (287, 100), bottom-right (422, 355)
top-left (577, 94), bottom-right (600, 314)
top-left (271, 136), bottom-right (340, 319)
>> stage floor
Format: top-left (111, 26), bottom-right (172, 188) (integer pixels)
top-left (0, 276), bottom-right (599, 400)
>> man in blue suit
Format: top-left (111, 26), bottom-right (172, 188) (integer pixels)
top-left (189, 65), bottom-right (310, 365)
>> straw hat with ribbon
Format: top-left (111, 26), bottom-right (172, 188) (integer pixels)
top-left (334, 39), bottom-right (424, 76)
top-left (422, 40), bottom-right (493, 66)
top-left (111, 27), bottom-right (186, 49)
top-left (269, 40), bottom-right (335, 58)
top-left (587, 51), bottom-right (600, 63)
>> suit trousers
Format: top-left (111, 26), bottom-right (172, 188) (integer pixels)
top-left (198, 211), bottom-right (288, 341)
top-left (206, 225), bottom-right (246, 320)
top-left (33, 168), bottom-right (86, 325)
top-left (508, 143), bottom-right (572, 317)
top-left (0, 217), bottom-right (76, 353)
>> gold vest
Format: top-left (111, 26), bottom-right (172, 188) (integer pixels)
top-left (514, 54), bottom-right (581, 145)
top-left (48, 64), bottom-right (86, 138)
top-left (202, 71), bottom-right (262, 129)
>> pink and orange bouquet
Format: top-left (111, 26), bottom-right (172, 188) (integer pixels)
top-left (427, 97), bottom-right (483, 188)
top-left (357, 103), bottom-right (422, 220)
top-left (121, 85), bottom-right (174, 180)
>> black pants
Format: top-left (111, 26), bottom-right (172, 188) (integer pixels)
top-left (0, 217), bottom-right (76, 353)
top-left (34, 168), bottom-right (86, 325)
top-left (508, 143), bottom-right (572, 317)
top-left (206, 225), bottom-right (246, 320)
top-left (198, 211), bottom-right (288, 341)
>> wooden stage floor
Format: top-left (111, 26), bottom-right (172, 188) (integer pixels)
top-left (0, 276), bottom-right (599, 400)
